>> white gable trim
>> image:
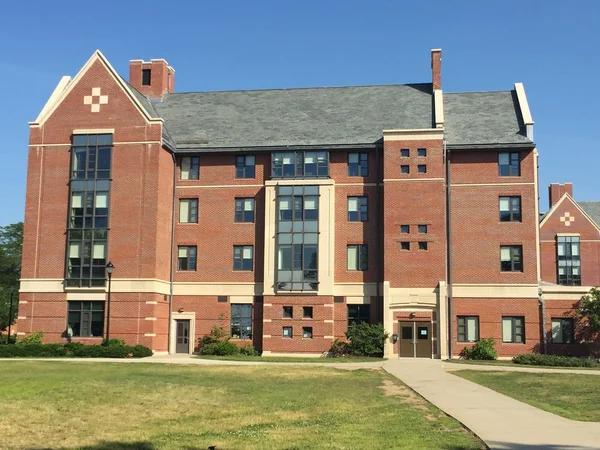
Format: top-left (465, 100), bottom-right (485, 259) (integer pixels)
top-left (29, 50), bottom-right (162, 127)
top-left (540, 193), bottom-right (600, 233)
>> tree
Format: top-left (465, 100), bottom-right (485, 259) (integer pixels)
top-left (0, 222), bottom-right (23, 331)
top-left (578, 287), bottom-right (600, 334)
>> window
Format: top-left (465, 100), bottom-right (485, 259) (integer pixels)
top-left (457, 316), bottom-right (479, 342)
top-left (401, 149), bottom-right (409, 157)
top-left (418, 225), bottom-right (428, 233)
top-left (498, 152), bottom-right (520, 176)
top-left (235, 155), bottom-right (255, 179)
top-left (303, 306), bottom-right (313, 319)
top-left (500, 245), bottom-right (523, 272)
top-left (347, 244), bottom-right (368, 271)
top-left (348, 305), bottom-right (370, 328)
top-left (418, 242), bottom-right (428, 250)
top-left (348, 153), bottom-right (368, 177)
top-left (551, 318), bottom-right (574, 344)
top-left (272, 151), bottom-right (329, 178)
top-left (401, 225), bottom-right (410, 233)
top-left (348, 197), bottom-right (368, 222)
top-left (499, 196), bottom-right (522, 222)
top-left (283, 326), bottom-right (293, 338)
top-left (417, 148), bottom-right (427, 157)
top-left (67, 301), bottom-right (104, 337)
top-left (67, 134), bottom-right (113, 288)
top-left (401, 165), bottom-right (410, 174)
top-left (233, 245), bottom-right (253, 271)
top-left (178, 246), bottom-right (197, 271)
top-left (235, 198), bottom-right (255, 223)
top-left (141, 69), bottom-right (151, 86)
top-left (417, 165), bottom-right (427, 174)
top-left (283, 306), bottom-right (293, 318)
top-left (557, 236), bottom-right (581, 286)
top-left (181, 156), bottom-right (200, 180)
top-left (231, 304), bottom-right (252, 339)
top-left (302, 327), bottom-right (313, 339)
top-left (276, 185), bottom-right (319, 292)
top-left (179, 199), bottom-right (198, 223)
top-left (401, 242), bottom-right (410, 250)
top-left (502, 316), bottom-right (525, 343)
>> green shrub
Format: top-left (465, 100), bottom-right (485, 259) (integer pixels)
top-left (330, 339), bottom-right (349, 357)
top-left (513, 354), bottom-right (593, 367)
top-left (199, 326), bottom-right (229, 348)
top-left (102, 338), bottom-right (126, 347)
top-left (199, 341), bottom-right (239, 356)
top-left (345, 323), bottom-right (388, 357)
top-left (461, 338), bottom-right (498, 360)
top-left (0, 334), bottom-right (16, 345)
top-left (16, 331), bottom-right (44, 345)
top-left (239, 344), bottom-right (260, 356)
top-left (0, 342), bottom-right (152, 358)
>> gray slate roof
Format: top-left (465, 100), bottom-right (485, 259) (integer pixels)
top-left (444, 91), bottom-right (532, 148)
top-left (151, 84), bottom-right (434, 150)
top-left (578, 202), bottom-right (600, 228)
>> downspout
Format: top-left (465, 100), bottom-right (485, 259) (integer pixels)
top-left (444, 139), bottom-right (453, 359)
top-left (168, 151), bottom-right (177, 354)
top-left (538, 288), bottom-right (546, 354)
top-left (375, 145), bottom-right (382, 323)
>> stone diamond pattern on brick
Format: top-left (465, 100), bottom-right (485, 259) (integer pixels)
top-left (559, 212), bottom-right (575, 227)
top-left (83, 87), bottom-right (109, 113)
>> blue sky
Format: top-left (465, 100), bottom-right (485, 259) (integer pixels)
top-left (0, 1), bottom-right (598, 226)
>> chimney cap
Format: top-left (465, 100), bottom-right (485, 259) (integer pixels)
top-left (431, 48), bottom-right (442, 52)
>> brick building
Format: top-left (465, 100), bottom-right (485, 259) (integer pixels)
top-left (18, 48), bottom-right (590, 358)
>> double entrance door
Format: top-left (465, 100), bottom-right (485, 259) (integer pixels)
top-left (175, 320), bottom-right (190, 354)
top-left (398, 321), bottom-right (432, 358)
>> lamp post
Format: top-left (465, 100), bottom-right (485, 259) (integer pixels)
top-left (7, 288), bottom-right (14, 342)
top-left (104, 261), bottom-right (114, 345)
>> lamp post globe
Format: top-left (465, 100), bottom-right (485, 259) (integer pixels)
top-left (104, 261), bottom-right (115, 345)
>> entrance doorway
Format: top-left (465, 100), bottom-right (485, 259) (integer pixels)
top-left (398, 321), bottom-right (432, 358)
top-left (175, 320), bottom-right (190, 354)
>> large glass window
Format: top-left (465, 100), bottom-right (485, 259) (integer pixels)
top-left (499, 196), bottom-right (521, 222)
top-left (348, 305), bottom-right (370, 328)
top-left (178, 246), bottom-right (197, 271)
top-left (500, 246), bottom-right (523, 272)
top-left (498, 152), bottom-right (520, 176)
top-left (347, 245), bottom-right (368, 271)
top-left (235, 198), bottom-right (255, 223)
top-left (557, 236), bottom-right (581, 286)
top-left (348, 153), bottom-right (368, 177)
top-left (348, 197), bottom-right (368, 222)
top-left (457, 316), bottom-right (479, 342)
top-left (67, 301), bottom-right (104, 337)
top-left (276, 185), bottom-right (319, 292)
top-left (551, 318), bottom-right (574, 344)
top-left (67, 134), bottom-right (112, 287)
top-left (271, 152), bottom-right (329, 178)
top-left (235, 155), bottom-right (255, 179)
top-left (233, 245), bottom-right (253, 271)
top-left (179, 199), bottom-right (198, 223)
top-left (231, 304), bottom-right (252, 339)
top-left (181, 156), bottom-right (200, 180)
top-left (502, 316), bottom-right (525, 343)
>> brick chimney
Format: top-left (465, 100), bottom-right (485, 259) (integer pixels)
top-left (549, 183), bottom-right (573, 208)
top-left (431, 49), bottom-right (442, 90)
top-left (129, 59), bottom-right (175, 98)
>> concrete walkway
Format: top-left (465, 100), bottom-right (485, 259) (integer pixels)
top-left (384, 359), bottom-right (600, 450)
top-left (443, 361), bottom-right (600, 376)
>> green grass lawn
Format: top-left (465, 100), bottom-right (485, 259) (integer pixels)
top-left (1, 362), bottom-right (483, 450)
top-left (445, 359), bottom-right (600, 370)
top-left (452, 370), bottom-right (600, 422)
top-left (194, 354), bottom-right (382, 363)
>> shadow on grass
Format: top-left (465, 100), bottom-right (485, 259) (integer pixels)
top-left (29, 443), bottom-right (218, 450)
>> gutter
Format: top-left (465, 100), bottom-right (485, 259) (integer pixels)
top-left (444, 139), bottom-right (454, 359)
top-left (167, 149), bottom-right (177, 354)
top-left (446, 142), bottom-right (535, 151)
top-left (376, 143), bottom-right (383, 325)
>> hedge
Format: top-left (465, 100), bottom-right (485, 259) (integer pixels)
top-left (0, 342), bottom-right (153, 358)
top-left (512, 353), bottom-right (594, 368)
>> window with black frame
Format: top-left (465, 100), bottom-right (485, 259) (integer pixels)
top-left (500, 245), bottom-right (523, 272)
top-left (498, 152), bottom-right (520, 176)
top-left (276, 185), bottom-right (319, 292)
top-left (66, 134), bottom-right (112, 287)
top-left (347, 304), bottom-right (370, 328)
top-left (551, 317), bottom-right (574, 344)
top-left (348, 153), bottom-right (368, 177)
top-left (231, 304), bottom-right (252, 339)
top-left (271, 151), bottom-right (329, 178)
top-left (67, 301), bottom-right (104, 337)
top-left (234, 198), bottom-right (255, 223)
top-left (499, 196), bottom-right (521, 222)
top-left (557, 236), bottom-right (581, 285)
top-left (235, 155), bottom-right (255, 179)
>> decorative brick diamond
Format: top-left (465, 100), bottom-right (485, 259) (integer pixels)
top-left (559, 212), bottom-right (575, 227)
top-left (83, 87), bottom-right (108, 113)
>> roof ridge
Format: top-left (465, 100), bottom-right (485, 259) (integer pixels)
top-left (445, 90), bottom-right (514, 95)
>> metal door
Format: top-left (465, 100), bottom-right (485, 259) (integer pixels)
top-left (398, 321), bottom-right (414, 357)
top-left (176, 320), bottom-right (190, 354)
top-left (398, 321), bottom-right (432, 358)
top-left (415, 323), bottom-right (432, 358)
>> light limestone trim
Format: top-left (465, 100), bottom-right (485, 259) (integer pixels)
top-left (145, 301), bottom-right (157, 304)
top-left (452, 284), bottom-right (538, 298)
top-left (540, 193), bottom-right (600, 233)
top-left (176, 184), bottom-right (264, 189)
top-left (541, 285), bottom-right (593, 295)
top-left (144, 333), bottom-right (156, 337)
top-left (434, 90), bottom-right (444, 128)
top-left (18, 301), bottom-right (28, 304)
top-left (539, 239), bottom-right (600, 243)
top-left (17, 332), bottom-right (25, 336)
top-left (263, 319), bottom-right (272, 323)
top-left (346, 296), bottom-right (371, 304)
top-left (388, 287), bottom-right (439, 307)
top-left (263, 335), bottom-right (272, 339)
top-left (383, 281), bottom-right (392, 358)
top-left (384, 178), bottom-right (445, 183)
top-left (32, 76), bottom-right (72, 124)
top-left (324, 320), bottom-right (334, 323)
top-left (29, 50), bottom-right (162, 126)
top-left (170, 311), bottom-right (195, 354)
top-left (66, 292), bottom-right (106, 301)
top-left (265, 179), bottom-right (335, 187)
top-left (324, 304), bottom-right (334, 308)
top-left (438, 281), bottom-right (447, 359)
top-left (534, 149), bottom-right (541, 282)
top-left (382, 128), bottom-right (444, 141)
top-left (514, 82), bottom-right (534, 140)
top-left (264, 303), bottom-right (273, 307)
top-left (556, 232), bottom-right (581, 237)
top-left (451, 182), bottom-right (535, 187)
top-left (229, 295), bottom-right (254, 304)
top-left (20, 279), bottom-right (64, 293)
top-left (28, 141), bottom-right (163, 147)
top-left (17, 316), bottom-right (26, 320)
top-left (324, 336), bottom-right (334, 339)
top-left (73, 128), bottom-right (115, 134)
top-left (20, 278), bottom-right (170, 295)
top-left (174, 282), bottom-right (263, 296)
top-left (335, 183), bottom-right (379, 187)
top-left (145, 317), bottom-right (157, 321)
top-left (333, 283), bottom-right (378, 296)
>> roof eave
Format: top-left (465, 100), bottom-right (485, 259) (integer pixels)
top-left (173, 142), bottom-right (382, 153)
top-left (446, 142), bottom-right (535, 151)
